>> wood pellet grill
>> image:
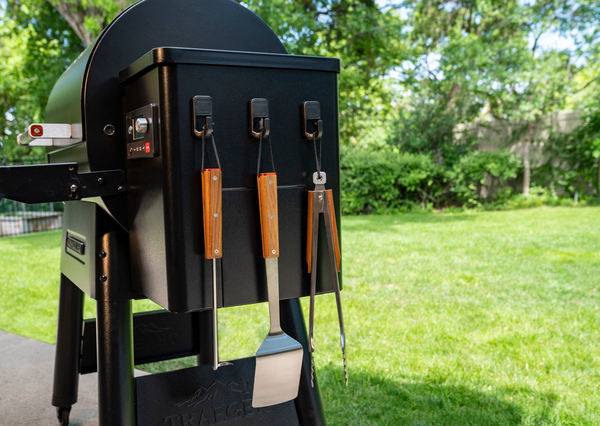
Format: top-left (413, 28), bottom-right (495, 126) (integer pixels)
top-left (0, 0), bottom-right (345, 425)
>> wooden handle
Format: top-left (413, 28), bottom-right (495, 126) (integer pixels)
top-left (307, 190), bottom-right (341, 273)
top-left (201, 169), bottom-right (222, 259)
top-left (327, 189), bottom-right (341, 272)
top-left (306, 191), bottom-right (314, 273)
top-left (257, 173), bottom-right (279, 259)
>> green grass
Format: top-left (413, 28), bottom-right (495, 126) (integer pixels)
top-left (1, 207), bottom-right (599, 425)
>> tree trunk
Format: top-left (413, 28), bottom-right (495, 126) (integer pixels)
top-left (50, 2), bottom-right (95, 45)
top-left (446, 82), bottom-right (460, 111)
top-left (48, 1), bottom-right (134, 46)
top-left (522, 121), bottom-right (536, 196)
top-left (522, 141), bottom-right (530, 196)
top-left (597, 159), bottom-right (600, 202)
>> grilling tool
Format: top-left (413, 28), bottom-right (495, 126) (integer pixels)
top-left (304, 101), bottom-right (347, 387)
top-left (250, 98), bottom-right (303, 408)
top-left (195, 95), bottom-right (232, 370)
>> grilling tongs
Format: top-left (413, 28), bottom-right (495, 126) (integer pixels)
top-left (307, 171), bottom-right (347, 386)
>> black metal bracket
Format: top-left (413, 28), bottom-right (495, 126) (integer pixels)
top-left (249, 98), bottom-right (270, 138)
top-left (192, 95), bottom-right (214, 138)
top-left (302, 101), bottom-right (323, 140)
top-left (0, 162), bottom-right (126, 204)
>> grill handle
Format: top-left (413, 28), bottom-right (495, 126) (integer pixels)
top-left (17, 124), bottom-right (83, 147)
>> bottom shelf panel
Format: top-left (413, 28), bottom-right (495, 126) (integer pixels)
top-left (136, 356), bottom-right (299, 426)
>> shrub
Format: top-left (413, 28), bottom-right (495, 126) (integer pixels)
top-left (340, 146), bottom-right (522, 214)
top-left (537, 110), bottom-right (600, 198)
top-left (446, 150), bottom-right (522, 207)
top-left (503, 186), bottom-right (578, 209)
top-left (340, 146), bottom-right (439, 214)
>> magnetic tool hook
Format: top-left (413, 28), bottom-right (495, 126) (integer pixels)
top-left (250, 98), bottom-right (275, 175)
top-left (192, 96), bottom-right (221, 172)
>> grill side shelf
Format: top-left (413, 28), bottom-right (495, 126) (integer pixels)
top-left (0, 163), bottom-right (126, 203)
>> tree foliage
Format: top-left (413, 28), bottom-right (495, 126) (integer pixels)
top-left (48, 0), bottom-right (135, 45)
top-left (0, 0), bottom-right (84, 160)
top-left (1, 0), bottom-right (599, 203)
top-left (538, 110), bottom-right (600, 197)
top-left (392, 0), bottom-right (600, 156)
top-left (237, 0), bottom-right (408, 141)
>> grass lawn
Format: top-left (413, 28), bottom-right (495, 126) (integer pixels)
top-left (1, 207), bottom-right (599, 425)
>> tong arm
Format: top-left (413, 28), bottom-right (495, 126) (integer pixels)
top-left (306, 188), bottom-right (341, 273)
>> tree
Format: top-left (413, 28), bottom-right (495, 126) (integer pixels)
top-left (391, 0), bottom-right (600, 195)
top-left (237, 0), bottom-right (409, 142)
top-left (0, 0), bottom-right (134, 161)
top-left (1, 0), bottom-right (407, 156)
top-left (0, 0), bottom-right (84, 161)
top-left (48, 0), bottom-right (135, 45)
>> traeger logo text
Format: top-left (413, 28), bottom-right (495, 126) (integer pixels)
top-left (163, 376), bottom-right (271, 426)
top-left (66, 235), bottom-right (85, 256)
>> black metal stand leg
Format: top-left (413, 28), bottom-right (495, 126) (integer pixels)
top-left (96, 300), bottom-right (135, 426)
top-left (280, 298), bottom-right (327, 426)
top-left (52, 274), bottom-right (84, 411)
top-left (197, 309), bottom-right (215, 366)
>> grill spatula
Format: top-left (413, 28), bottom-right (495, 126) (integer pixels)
top-left (252, 172), bottom-right (303, 408)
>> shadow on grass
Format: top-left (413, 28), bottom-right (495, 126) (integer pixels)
top-left (320, 368), bottom-right (525, 426)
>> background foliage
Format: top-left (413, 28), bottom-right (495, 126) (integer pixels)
top-left (1, 0), bottom-right (599, 210)
top-left (535, 110), bottom-right (600, 196)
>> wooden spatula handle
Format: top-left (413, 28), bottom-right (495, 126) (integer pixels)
top-left (257, 173), bottom-right (279, 259)
top-left (201, 169), bottom-right (222, 259)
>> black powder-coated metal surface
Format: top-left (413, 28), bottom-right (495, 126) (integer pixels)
top-left (80, 310), bottom-right (200, 375)
top-left (123, 51), bottom-right (341, 312)
top-left (0, 163), bottom-right (125, 203)
top-left (135, 357), bottom-right (299, 426)
top-left (120, 47), bottom-right (340, 84)
top-left (280, 299), bottom-right (327, 426)
top-left (96, 300), bottom-right (136, 426)
top-left (221, 187), bottom-right (308, 307)
top-left (52, 275), bottom-right (85, 408)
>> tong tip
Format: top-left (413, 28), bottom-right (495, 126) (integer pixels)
top-left (342, 348), bottom-right (348, 386)
top-left (310, 353), bottom-right (315, 388)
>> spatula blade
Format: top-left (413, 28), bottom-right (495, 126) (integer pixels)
top-left (252, 333), bottom-right (303, 408)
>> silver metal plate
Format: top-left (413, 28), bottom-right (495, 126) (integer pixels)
top-left (252, 335), bottom-right (303, 408)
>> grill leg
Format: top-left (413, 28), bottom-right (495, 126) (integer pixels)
top-left (280, 298), bottom-right (327, 426)
top-left (96, 299), bottom-right (135, 426)
top-left (52, 274), bottom-right (84, 410)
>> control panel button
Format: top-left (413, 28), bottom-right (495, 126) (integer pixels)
top-left (126, 104), bottom-right (159, 160)
top-left (135, 117), bottom-right (149, 134)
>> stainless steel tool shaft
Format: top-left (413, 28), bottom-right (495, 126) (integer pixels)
top-left (201, 168), bottom-right (232, 370)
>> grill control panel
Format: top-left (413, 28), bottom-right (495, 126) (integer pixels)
top-left (126, 104), bottom-right (159, 159)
